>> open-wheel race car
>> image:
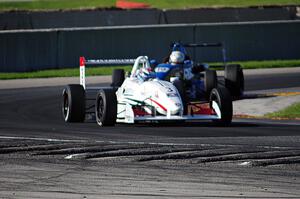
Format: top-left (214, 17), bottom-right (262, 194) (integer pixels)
top-left (152, 42), bottom-right (244, 99)
top-left (62, 55), bottom-right (233, 126)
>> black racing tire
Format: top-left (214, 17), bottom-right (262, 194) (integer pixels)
top-left (225, 64), bottom-right (244, 97)
top-left (62, 84), bottom-right (85, 123)
top-left (95, 89), bottom-right (117, 126)
top-left (204, 70), bottom-right (217, 98)
top-left (209, 87), bottom-right (232, 126)
top-left (111, 69), bottom-right (125, 87)
top-left (173, 79), bottom-right (188, 114)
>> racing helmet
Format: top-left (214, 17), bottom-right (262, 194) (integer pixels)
top-left (169, 51), bottom-right (185, 64)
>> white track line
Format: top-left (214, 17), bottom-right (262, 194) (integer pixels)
top-left (239, 161), bottom-right (251, 166)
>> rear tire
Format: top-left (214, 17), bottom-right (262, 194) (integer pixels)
top-left (62, 84), bottom-right (85, 122)
top-left (204, 70), bottom-right (217, 98)
top-left (173, 79), bottom-right (188, 114)
top-left (95, 89), bottom-right (117, 126)
top-left (210, 87), bottom-right (232, 126)
top-left (225, 64), bottom-right (244, 97)
top-left (111, 69), bottom-right (125, 87)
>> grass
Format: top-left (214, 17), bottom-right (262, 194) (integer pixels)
top-left (0, 66), bottom-right (132, 80)
top-left (0, 0), bottom-right (299, 10)
top-left (0, 59), bottom-right (300, 80)
top-left (210, 59), bottom-right (300, 70)
top-left (232, 59), bottom-right (300, 69)
top-left (265, 102), bottom-right (300, 119)
top-left (136, 0), bottom-right (300, 9)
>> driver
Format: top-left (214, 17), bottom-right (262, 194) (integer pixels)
top-left (168, 51), bottom-right (194, 80)
top-left (169, 51), bottom-right (185, 65)
top-left (168, 50), bottom-right (207, 80)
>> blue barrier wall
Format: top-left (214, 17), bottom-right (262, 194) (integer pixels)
top-left (0, 20), bottom-right (300, 72)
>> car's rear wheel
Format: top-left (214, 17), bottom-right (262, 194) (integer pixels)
top-left (62, 84), bottom-right (85, 122)
top-left (95, 89), bottom-right (117, 126)
top-left (111, 69), bottom-right (125, 87)
top-left (210, 87), bottom-right (232, 126)
top-left (204, 70), bottom-right (217, 99)
top-left (225, 64), bottom-right (244, 97)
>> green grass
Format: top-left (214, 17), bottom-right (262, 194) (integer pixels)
top-left (0, 0), bottom-right (299, 10)
top-left (265, 102), bottom-right (300, 119)
top-left (232, 59), bottom-right (300, 69)
top-left (0, 66), bottom-right (132, 80)
top-left (136, 0), bottom-right (300, 9)
top-left (210, 59), bottom-right (300, 70)
top-left (0, 59), bottom-right (300, 80)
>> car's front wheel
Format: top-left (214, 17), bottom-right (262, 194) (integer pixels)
top-left (210, 87), bottom-right (232, 126)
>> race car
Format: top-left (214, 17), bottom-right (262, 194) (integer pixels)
top-left (152, 42), bottom-right (244, 99)
top-left (62, 55), bottom-right (233, 126)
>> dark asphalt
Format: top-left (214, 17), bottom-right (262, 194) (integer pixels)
top-left (245, 72), bottom-right (300, 91)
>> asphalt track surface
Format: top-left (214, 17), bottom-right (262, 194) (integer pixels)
top-left (246, 72), bottom-right (300, 91)
top-left (0, 71), bottom-right (300, 198)
top-left (0, 71), bottom-right (300, 141)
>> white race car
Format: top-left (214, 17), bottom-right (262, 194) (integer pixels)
top-left (62, 56), bottom-right (233, 126)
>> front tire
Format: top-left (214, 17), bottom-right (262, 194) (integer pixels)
top-left (210, 87), bottom-right (232, 126)
top-left (95, 89), bottom-right (117, 126)
top-left (62, 84), bottom-right (85, 123)
top-left (225, 64), bottom-right (244, 97)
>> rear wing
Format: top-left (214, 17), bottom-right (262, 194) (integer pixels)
top-left (79, 56), bottom-right (135, 89)
top-left (184, 42), bottom-right (227, 65)
top-left (172, 42), bottom-right (227, 65)
top-left (183, 42), bottom-right (223, 48)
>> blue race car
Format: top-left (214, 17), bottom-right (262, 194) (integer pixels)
top-left (152, 42), bottom-right (244, 104)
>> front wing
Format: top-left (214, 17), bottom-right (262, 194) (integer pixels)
top-left (116, 101), bottom-right (221, 123)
